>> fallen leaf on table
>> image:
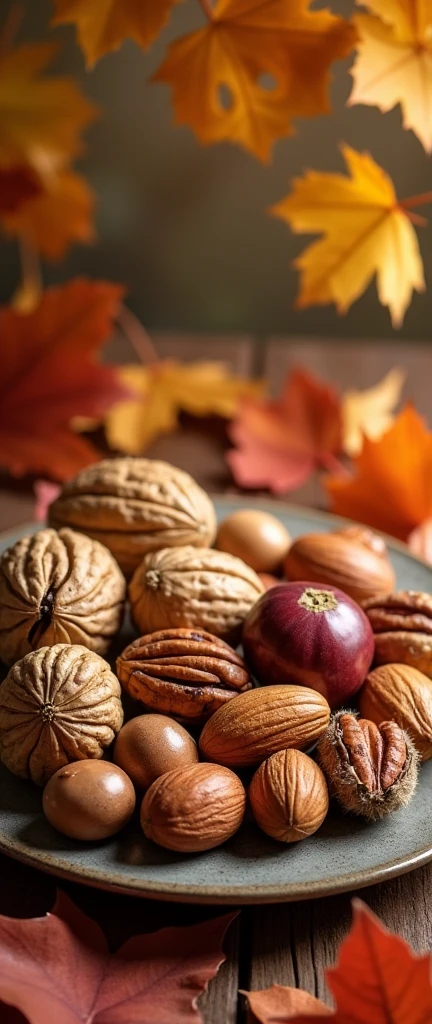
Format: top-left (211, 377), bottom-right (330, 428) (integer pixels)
top-left (52, 0), bottom-right (182, 66)
top-left (342, 366), bottom-right (405, 456)
top-left (0, 889), bottom-right (235, 1024)
top-left (349, 0), bottom-right (432, 152)
top-left (2, 169), bottom-right (95, 259)
top-left (244, 899), bottom-right (432, 1023)
top-left (105, 361), bottom-right (264, 454)
top-left (271, 145), bottom-right (425, 326)
top-left (326, 405), bottom-right (432, 540)
top-left (227, 368), bottom-right (343, 494)
top-left (408, 519), bottom-right (432, 565)
top-left (242, 984), bottom-right (331, 1022)
top-left (0, 167), bottom-right (41, 213)
top-left (0, 43), bottom-right (98, 176)
top-left (0, 278), bottom-right (131, 480)
top-left (152, 0), bottom-right (356, 162)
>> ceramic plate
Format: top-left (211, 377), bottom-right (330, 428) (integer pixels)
top-left (1, 498), bottom-right (432, 905)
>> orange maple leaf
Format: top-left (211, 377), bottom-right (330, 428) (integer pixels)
top-left (2, 169), bottom-right (96, 259)
top-left (244, 899), bottom-right (432, 1023)
top-left (326, 405), bottom-right (432, 541)
top-left (0, 278), bottom-right (131, 481)
top-left (51, 0), bottom-right (182, 67)
top-left (349, 0), bottom-right (432, 153)
top-left (227, 368), bottom-right (343, 494)
top-left (152, 0), bottom-right (356, 161)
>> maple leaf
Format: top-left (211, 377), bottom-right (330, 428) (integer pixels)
top-left (242, 984), bottom-right (331, 1022)
top-left (0, 278), bottom-right (131, 480)
top-left (0, 167), bottom-right (41, 213)
top-left (0, 43), bottom-right (98, 176)
top-left (0, 890), bottom-right (235, 1024)
top-left (105, 360), bottom-right (264, 454)
top-left (227, 368), bottom-right (343, 494)
top-left (349, 0), bottom-right (432, 153)
top-left (152, 0), bottom-right (356, 162)
top-left (342, 366), bottom-right (405, 456)
top-left (244, 899), bottom-right (432, 1024)
top-left (52, 0), bottom-right (182, 67)
top-left (2, 169), bottom-right (96, 259)
top-left (271, 145), bottom-right (425, 327)
top-left (326, 405), bottom-right (432, 540)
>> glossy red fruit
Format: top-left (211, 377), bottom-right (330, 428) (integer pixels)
top-left (242, 581), bottom-right (374, 709)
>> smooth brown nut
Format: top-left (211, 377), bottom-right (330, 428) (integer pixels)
top-left (43, 760), bottom-right (136, 840)
top-left (199, 685), bottom-right (330, 767)
top-left (140, 762), bottom-right (246, 852)
top-left (49, 457), bottom-right (217, 578)
top-left (129, 546), bottom-right (264, 645)
top-left (318, 711), bottom-right (418, 820)
top-left (0, 644), bottom-right (123, 785)
top-left (284, 526), bottom-right (395, 603)
top-left (0, 527), bottom-right (126, 666)
top-left (249, 748), bottom-right (329, 842)
top-left (117, 628), bottom-right (252, 723)
top-left (359, 663), bottom-right (432, 762)
top-left (113, 714), bottom-right (199, 789)
top-left (363, 591), bottom-right (432, 677)
top-left (216, 509), bottom-right (291, 573)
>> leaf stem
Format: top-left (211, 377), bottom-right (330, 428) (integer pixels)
top-left (116, 304), bottom-right (159, 365)
top-left (197, 0), bottom-right (213, 20)
top-left (403, 210), bottom-right (428, 228)
top-left (14, 233), bottom-right (42, 311)
top-left (399, 190), bottom-right (432, 210)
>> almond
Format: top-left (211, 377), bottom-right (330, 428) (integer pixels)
top-left (284, 526), bottom-right (395, 603)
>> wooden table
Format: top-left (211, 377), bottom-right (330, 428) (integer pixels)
top-left (1, 334), bottom-right (431, 1021)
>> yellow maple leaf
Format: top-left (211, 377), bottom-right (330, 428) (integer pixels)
top-left (342, 366), bottom-right (405, 456)
top-left (152, 0), bottom-right (356, 161)
top-left (2, 170), bottom-right (95, 259)
top-left (51, 0), bottom-right (182, 68)
top-left (0, 43), bottom-right (98, 176)
top-left (271, 145), bottom-right (425, 327)
top-left (105, 361), bottom-right (264, 454)
top-left (349, 0), bottom-right (432, 153)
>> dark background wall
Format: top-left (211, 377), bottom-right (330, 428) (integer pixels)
top-left (1, 0), bottom-right (431, 340)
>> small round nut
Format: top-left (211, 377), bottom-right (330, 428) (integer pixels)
top-left (113, 714), bottom-right (198, 790)
top-left (140, 762), bottom-right (246, 852)
top-left (216, 509), bottom-right (291, 573)
top-left (284, 526), bottom-right (395, 603)
top-left (249, 749), bottom-right (329, 843)
top-left (359, 663), bottom-right (432, 761)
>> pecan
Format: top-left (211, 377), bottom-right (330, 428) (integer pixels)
top-left (117, 627), bottom-right (252, 723)
top-left (318, 711), bottom-right (418, 820)
top-left (363, 591), bottom-right (432, 677)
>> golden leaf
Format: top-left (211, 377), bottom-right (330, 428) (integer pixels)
top-left (105, 361), bottom-right (264, 454)
top-left (271, 145), bottom-right (425, 327)
top-left (51, 0), bottom-right (182, 67)
top-left (2, 170), bottom-right (95, 259)
top-left (152, 0), bottom-right (356, 161)
top-left (349, 0), bottom-right (432, 152)
top-left (342, 367), bottom-right (405, 456)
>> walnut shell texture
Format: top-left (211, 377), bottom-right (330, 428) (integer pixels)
top-left (117, 628), bottom-right (252, 722)
top-left (363, 591), bottom-right (432, 677)
top-left (284, 526), bottom-right (395, 603)
top-left (140, 762), bottom-right (246, 852)
top-left (358, 663), bottom-right (432, 762)
top-left (49, 458), bottom-right (217, 578)
top-left (199, 685), bottom-right (331, 767)
top-left (0, 527), bottom-right (126, 666)
top-left (129, 546), bottom-right (264, 644)
top-left (0, 644), bottom-right (124, 785)
top-left (249, 749), bottom-right (329, 842)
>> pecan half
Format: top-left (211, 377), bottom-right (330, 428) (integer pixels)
top-left (318, 711), bottom-right (418, 820)
top-left (363, 591), bottom-right (432, 677)
top-left (117, 628), bottom-right (252, 723)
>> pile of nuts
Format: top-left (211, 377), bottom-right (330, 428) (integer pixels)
top-left (0, 456), bottom-right (431, 852)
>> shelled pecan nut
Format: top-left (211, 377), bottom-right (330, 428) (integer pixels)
top-left (117, 627), bottom-right (252, 723)
top-left (363, 591), bottom-right (432, 677)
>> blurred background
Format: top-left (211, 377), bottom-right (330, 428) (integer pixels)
top-left (2, 0), bottom-right (432, 341)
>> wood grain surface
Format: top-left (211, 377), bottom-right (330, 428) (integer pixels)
top-left (0, 333), bottom-right (431, 1023)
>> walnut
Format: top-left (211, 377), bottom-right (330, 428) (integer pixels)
top-left (49, 457), bottom-right (217, 578)
top-left (0, 528), bottom-right (126, 666)
top-left (0, 644), bottom-right (124, 785)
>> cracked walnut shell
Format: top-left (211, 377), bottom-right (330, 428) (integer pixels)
top-left (0, 644), bottom-right (124, 785)
top-left (129, 546), bottom-right (264, 644)
top-left (117, 627), bottom-right (252, 722)
top-left (49, 457), bottom-right (217, 578)
top-left (0, 527), bottom-right (126, 666)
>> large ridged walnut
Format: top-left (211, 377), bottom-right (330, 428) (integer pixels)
top-left (0, 644), bottom-right (124, 785)
top-left (363, 591), bottom-right (432, 677)
top-left (117, 627), bottom-right (252, 723)
top-left (48, 458), bottom-right (217, 578)
top-left (0, 527), bottom-right (126, 666)
top-left (129, 546), bottom-right (264, 644)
